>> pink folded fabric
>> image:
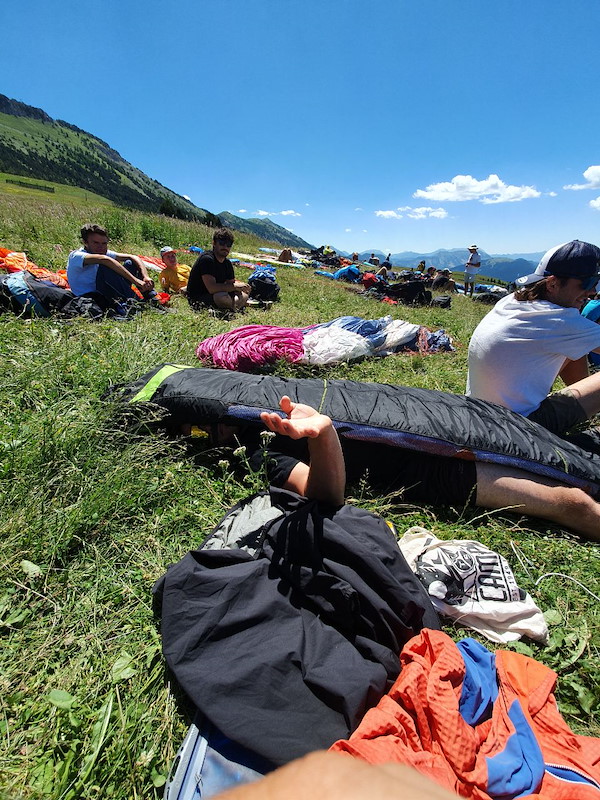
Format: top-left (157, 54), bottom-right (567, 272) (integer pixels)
top-left (196, 324), bottom-right (305, 371)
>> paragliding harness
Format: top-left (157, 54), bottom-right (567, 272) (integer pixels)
top-left (430, 294), bottom-right (452, 309)
top-left (384, 280), bottom-right (432, 306)
top-left (248, 266), bottom-right (280, 302)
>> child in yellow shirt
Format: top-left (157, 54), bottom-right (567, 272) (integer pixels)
top-left (159, 246), bottom-right (191, 293)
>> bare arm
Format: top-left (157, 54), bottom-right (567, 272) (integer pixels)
top-left (559, 356), bottom-right (589, 385)
top-left (260, 396), bottom-right (345, 506)
top-left (81, 253), bottom-right (152, 291)
top-left (215, 751), bottom-right (457, 800)
top-left (201, 273), bottom-right (249, 294)
top-left (114, 253), bottom-right (154, 289)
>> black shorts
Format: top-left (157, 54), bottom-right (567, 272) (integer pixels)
top-left (188, 293), bottom-right (219, 310)
top-left (526, 391), bottom-right (587, 436)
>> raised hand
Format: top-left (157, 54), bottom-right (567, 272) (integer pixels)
top-left (260, 395), bottom-right (333, 440)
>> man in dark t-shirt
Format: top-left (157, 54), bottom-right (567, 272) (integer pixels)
top-left (187, 228), bottom-right (250, 311)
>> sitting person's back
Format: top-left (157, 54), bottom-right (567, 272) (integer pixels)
top-left (431, 270), bottom-right (455, 292)
top-left (467, 240), bottom-right (600, 437)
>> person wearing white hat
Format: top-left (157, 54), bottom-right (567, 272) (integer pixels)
top-left (467, 240), bottom-right (600, 437)
top-left (464, 245), bottom-right (480, 298)
top-left (159, 246), bottom-right (191, 294)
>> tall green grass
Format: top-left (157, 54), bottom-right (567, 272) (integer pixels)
top-left (0, 199), bottom-right (598, 799)
top-left (0, 195), bottom-right (282, 272)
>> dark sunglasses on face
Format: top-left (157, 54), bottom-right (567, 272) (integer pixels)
top-left (580, 275), bottom-right (600, 291)
top-left (550, 273), bottom-right (600, 291)
top-left (573, 275), bottom-right (600, 291)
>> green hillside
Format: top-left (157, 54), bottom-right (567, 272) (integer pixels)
top-left (0, 95), bottom-right (315, 249)
top-left (0, 95), bottom-right (217, 222)
top-left (0, 195), bottom-right (288, 271)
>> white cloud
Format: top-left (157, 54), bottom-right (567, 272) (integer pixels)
top-left (362, 229), bottom-right (368, 233)
top-left (564, 166), bottom-right (600, 191)
top-left (255, 209), bottom-right (301, 217)
top-left (411, 206), bottom-right (448, 219)
top-left (376, 209), bottom-right (402, 219)
top-left (305, 203), bottom-right (310, 207)
top-left (354, 207), bottom-right (363, 211)
top-left (238, 208), bottom-right (247, 213)
top-left (345, 228), bottom-right (352, 232)
top-left (183, 194), bottom-right (191, 200)
top-left (414, 173), bottom-right (541, 204)
top-left (547, 192), bottom-right (557, 197)
top-left (375, 206), bottom-right (447, 220)
top-left (590, 196), bottom-right (600, 210)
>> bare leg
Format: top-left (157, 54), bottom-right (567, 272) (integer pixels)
top-left (212, 291), bottom-right (235, 310)
top-left (232, 290), bottom-right (250, 310)
top-left (475, 463), bottom-right (600, 540)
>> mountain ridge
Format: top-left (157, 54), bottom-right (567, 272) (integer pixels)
top-left (0, 93), bottom-right (313, 249)
top-left (218, 211), bottom-right (314, 249)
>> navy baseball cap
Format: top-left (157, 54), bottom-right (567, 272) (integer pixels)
top-left (515, 240), bottom-right (600, 287)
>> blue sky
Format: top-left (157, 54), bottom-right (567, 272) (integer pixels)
top-left (2, 0), bottom-right (600, 254)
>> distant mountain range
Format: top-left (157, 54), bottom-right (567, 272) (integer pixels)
top-left (0, 94), bottom-right (310, 248)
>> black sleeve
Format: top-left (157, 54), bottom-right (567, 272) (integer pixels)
top-left (247, 438), bottom-right (309, 487)
top-left (186, 254), bottom-right (213, 299)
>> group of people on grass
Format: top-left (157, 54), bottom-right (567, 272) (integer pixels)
top-left (67, 223), bottom-right (251, 314)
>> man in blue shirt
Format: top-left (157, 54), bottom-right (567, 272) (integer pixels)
top-left (67, 223), bottom-right (155, 309)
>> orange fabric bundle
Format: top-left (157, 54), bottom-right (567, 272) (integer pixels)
top-left (0, 247), bottom-right (69, 288)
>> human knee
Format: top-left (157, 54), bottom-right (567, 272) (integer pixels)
top-left (553, 484), bottom-right (598, 515)
top-left (213, 292), bottom-right (233, 309)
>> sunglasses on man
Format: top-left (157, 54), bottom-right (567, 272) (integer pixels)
top-left (550, 273), bottom-right (600, 291)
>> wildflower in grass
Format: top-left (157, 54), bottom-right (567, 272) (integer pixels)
top-left (233, 446), bottom-right (247, 458)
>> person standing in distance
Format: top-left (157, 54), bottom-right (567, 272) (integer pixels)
top-left (464, 244), bottom-right (481, 298)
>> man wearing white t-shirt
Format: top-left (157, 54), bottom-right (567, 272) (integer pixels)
top-left (67, 223), bottom-right (155, 310)
top-left (467, 240), bottom-right (600, 436)
top-left (464, 244), bottom-right (481, 297)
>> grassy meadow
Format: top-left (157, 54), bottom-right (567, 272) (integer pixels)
top-left (1, 196), bottom-right (599, 799)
